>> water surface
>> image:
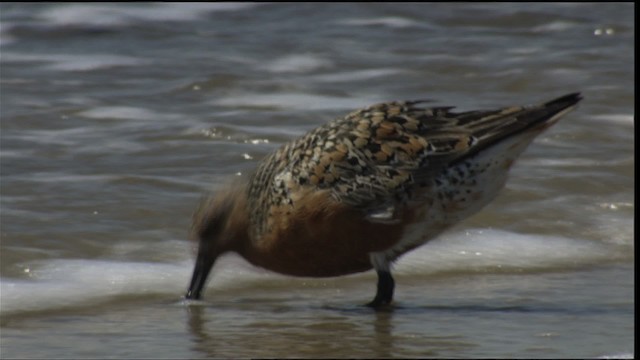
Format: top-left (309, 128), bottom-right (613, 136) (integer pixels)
top-left (0, 3), bottom-right (634, 358)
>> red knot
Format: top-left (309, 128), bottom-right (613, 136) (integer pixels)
top-left (185, 92), bottom-right (582, 308)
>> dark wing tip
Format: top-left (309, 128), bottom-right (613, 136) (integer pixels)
top-left (544, 92), bottom-right (583, 108)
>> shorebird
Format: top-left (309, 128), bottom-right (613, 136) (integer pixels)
top-left (185, 92), bottom-right (582, 308)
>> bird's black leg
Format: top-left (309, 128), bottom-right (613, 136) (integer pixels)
top-left (366, 270), bottom-right (395, 308)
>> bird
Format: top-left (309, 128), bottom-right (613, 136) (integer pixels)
top-left (184, 92), bottom-right (582, 308)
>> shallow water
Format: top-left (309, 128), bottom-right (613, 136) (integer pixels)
top-left (0, 3), bottom-right (634, 358)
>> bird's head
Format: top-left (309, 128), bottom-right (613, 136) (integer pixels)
top-left (184, 185), bottom-right (249, 300)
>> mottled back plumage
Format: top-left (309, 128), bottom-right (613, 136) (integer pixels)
top-left (248, 93), bottom-right (582, 238)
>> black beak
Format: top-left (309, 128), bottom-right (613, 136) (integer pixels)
top-left (185, 252), bottom-right (215, 300)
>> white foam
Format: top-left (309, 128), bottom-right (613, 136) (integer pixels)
top-left (1, 228), bottom-right (619, 315)
top-left (47, 54), bottom-right (147, 72)
top-left (0, 254), bottom-right (280, 315)
top-left (590, 212), bottom-right (635, 247)
top-left (507, 47), bottom-right (543, 55)
top-left (262, 54), bottom-right (332, 74)
top-left (0, 149), bottom-right (31, 159)
top-left (1, 52), bottom-right (147, 72)
top-left (590, 114), bottom-right (634, 126)
top-left (598, 353), bottom-right (634, 359)
top-left (395, 229), bottom-right (619, 275)
top-left (310, 68), bottom-right (403, 83)
top-left (1, 261), bottom-right (188, 314)
top-left (78, 106), bottom-right (172, 121)
top-left (340, 17), bottom-right (423, 29)
top-left (518, 157), bottom-right (605, 168)
top-left (7, 125), bottom-right (146, 153)
top-left (532, 21), bottom-right (577, 32)
top-left (39, 3), bottom-right (257, 28)
top-left (214, 93), bottom-right (378, 111)
top-left (9, 173), bottom-right (118, 184)
top-left (11, 127), bottom-right (94, 146)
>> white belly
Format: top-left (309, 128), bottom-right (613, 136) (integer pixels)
top-left (378, 129), bottom-right (543, 263)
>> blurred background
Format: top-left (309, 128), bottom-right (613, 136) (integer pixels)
top-left (0, 3), bottom-right (633, 358)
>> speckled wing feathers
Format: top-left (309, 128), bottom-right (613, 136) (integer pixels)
top-left (248, 101), bottom-right (476, 235)
top-left (247, 93), bottom-right (582, 237)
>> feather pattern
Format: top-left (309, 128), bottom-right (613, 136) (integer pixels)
top-left (247, 93), bottom-right (583, 239)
